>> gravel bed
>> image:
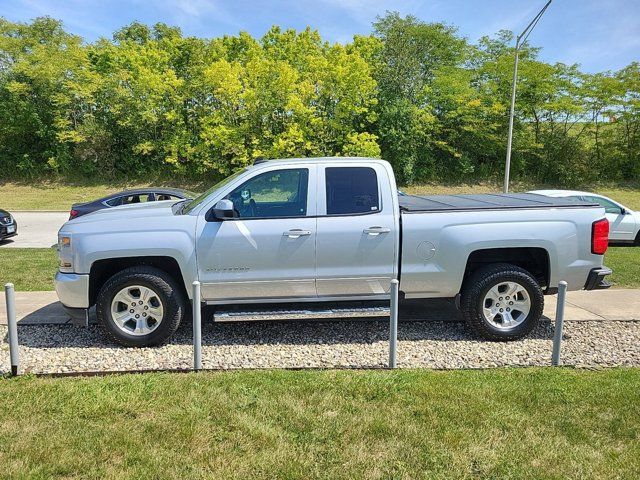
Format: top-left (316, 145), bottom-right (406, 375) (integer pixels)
top-left (1, 319), bottom-right (639, 374)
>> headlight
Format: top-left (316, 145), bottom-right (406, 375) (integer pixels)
top-left (58, 233), bottom-right (74, 272)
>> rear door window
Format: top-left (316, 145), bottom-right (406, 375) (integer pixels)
top-left (156, 193), bottom-right (176, 201)
top-left (122, 194), bottom-right (153, 205)
top-left (325, 167), bottom-right (379, 215)
top-left (105, 196), bottom-right (123, 207)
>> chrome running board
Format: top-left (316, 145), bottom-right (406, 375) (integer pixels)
top-left (214, 304), bottom-right (390, 322)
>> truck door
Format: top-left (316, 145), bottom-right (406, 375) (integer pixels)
top-left (197, 166), bottom-right (317, 301)
top-left (315, 164), bottom-right (397, 297)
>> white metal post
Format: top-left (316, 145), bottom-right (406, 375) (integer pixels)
top-left (5, 283), bottom-right (19, 376)
top-left (192, 281), bottom-right (202, 371)
top-left (552, 280), bottom-right (567, 366)
top-left (389, 279), bottom-right (399, 369)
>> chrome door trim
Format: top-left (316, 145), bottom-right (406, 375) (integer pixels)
top-left (204, 293), bottom-right (392, 305)
top-left (202, 279), bottom-right (316, 301)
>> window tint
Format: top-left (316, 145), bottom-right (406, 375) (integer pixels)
top-left (156, 193), bottom-right (176, 201)
top-left (122, 194), bottom-right (152, 205)
top-left (225, 168), bottom-right (308, 218)
top-left (325, 167), bottom-right (379, 215)
top-left (105, 196), bottom-right (122, 207)
top-left (582, 195), bottom-right (622, 214)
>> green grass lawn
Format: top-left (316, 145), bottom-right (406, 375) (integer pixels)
top-left (0, 245), bottom-right (636, 291)
top-left (606, 247), bottom-right (640, 288)
top-left (0, 248), bottom-right (58, 291)
top-left (0, 369), bottom-right (637, 479)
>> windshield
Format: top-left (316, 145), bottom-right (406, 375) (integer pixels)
top-left (182, 168), bottom-right (249, 214)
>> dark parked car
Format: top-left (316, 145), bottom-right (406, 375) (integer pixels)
top-left (0, 208), bottom-right (17, 241)
top-left (69, 188), bottom-right (192, 219)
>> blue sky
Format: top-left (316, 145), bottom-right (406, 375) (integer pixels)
top-left (1, 0), bottom-right (638, 72)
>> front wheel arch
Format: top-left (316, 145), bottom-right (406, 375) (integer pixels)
top-left (95, 265), bottom-right (186, 347)
top-left (89, 256), bottom-right (187, 306)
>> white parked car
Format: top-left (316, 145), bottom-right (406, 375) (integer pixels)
top-left (530, 190), bottom-right (639, 246)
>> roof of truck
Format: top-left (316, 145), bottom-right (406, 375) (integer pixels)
top-left (253, 156), bottom-right (383, 165)
top-left (399, 193), bottom-right (599, 212)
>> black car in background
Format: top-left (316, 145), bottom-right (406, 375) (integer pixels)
top-left (69, 188), bottom-right (192, 219)
top-left (0, 208), bottom-right (17, 241)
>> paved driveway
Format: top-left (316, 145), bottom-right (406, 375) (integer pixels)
top-left (0, 211), bottom-right (68, 248)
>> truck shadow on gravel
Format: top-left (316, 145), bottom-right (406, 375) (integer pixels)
top-left (11, 315), bottom-right (556, 349)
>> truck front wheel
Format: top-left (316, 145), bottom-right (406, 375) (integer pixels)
top-left (460, 263), bottom-right (544, 341)
top-left (96, 266), bottom-right (186, 347)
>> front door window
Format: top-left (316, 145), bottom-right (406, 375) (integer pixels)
top-left (226, 169), bottom-right (309, 218)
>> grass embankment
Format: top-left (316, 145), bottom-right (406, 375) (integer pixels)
top-left (606, 247), bottom-right (640, 288)
top-left (0, 180), bottom-right (206, 211)
top-left (0, 369), bottom-right (638, 478)
top-left (2, 179), bottom-right (639, 210)
top-left (0, 248), bottom-right (58, 291)
top-left (0, 246), bottom-right (637, 291)
top-left (405, 182), bottom-right (640, 210)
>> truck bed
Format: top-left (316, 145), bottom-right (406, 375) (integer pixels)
top-left (399, 193), bottom-right (597, 213)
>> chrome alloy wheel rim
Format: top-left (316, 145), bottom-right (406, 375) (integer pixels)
top-left (482, 281), bottom-right (531, 330)
top-left (110, 285), bottom-right (164, 336)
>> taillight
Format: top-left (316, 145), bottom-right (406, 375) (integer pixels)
top-left (70, 209), bottom-right (78, 218)
top-left (591, 218), bottom-right (609, 255)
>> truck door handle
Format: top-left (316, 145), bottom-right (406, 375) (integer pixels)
top-left (364, 226), bottom-right (391, 236)
top-left (283, 229), bottom-right (311, 238)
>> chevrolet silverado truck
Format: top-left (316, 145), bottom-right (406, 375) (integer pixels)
top-left (55, 157), bottom-right (612, 347)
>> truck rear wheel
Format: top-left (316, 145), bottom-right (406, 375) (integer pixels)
top-left (460, 263), bottom-right (544, 341)
top-left (96, 266), bottom-right (186, 347)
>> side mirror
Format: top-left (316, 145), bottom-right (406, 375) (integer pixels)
top-left (210, 199), bottom-right (236, 220)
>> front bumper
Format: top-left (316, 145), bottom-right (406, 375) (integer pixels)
top-left (0, 221), bottom-right (17, 239)
top-left (54, 271), bottom-right (90, 308)
top-left (584, 267), bottom-right (613, 290)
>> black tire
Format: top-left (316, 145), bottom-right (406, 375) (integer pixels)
top-left (96, 266), bottom-right (186, 347)
top-left (460, 263), bottom-right (544, 341)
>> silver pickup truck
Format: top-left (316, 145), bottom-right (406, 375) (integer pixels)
top-left (55, 157), bottom-right (612, 347)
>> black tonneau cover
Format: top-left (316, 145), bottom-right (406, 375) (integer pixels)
top-left (399, 193), bottom-right (598, 212)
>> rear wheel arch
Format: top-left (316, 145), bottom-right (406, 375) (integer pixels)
top-left (462, 247), bottom-right (550, 292)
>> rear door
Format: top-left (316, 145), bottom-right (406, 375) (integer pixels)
top-left (315, 164), bottom-right (397, 297)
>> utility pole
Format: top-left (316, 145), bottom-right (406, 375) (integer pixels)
top-left (504, 0), bottom-right (553, 193)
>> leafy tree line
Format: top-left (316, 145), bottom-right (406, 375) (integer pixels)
top-left (0, 14), bottom-right (638, 185)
